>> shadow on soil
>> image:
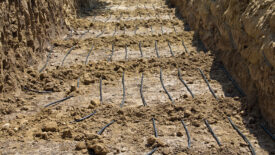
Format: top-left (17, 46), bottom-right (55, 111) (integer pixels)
top-left (76, 0), bottom-right (110, 18)
top-left (166, 0), bottom-right (275, 154)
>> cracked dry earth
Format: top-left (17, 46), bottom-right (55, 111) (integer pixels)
top-left (0, 0), bottom-right (275, 154)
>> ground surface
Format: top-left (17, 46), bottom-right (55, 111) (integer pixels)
top-left (0, 0), bottom-right (274, 154)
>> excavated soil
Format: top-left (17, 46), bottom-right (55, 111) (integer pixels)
top-left (0, 0), bottom-right (274, 154)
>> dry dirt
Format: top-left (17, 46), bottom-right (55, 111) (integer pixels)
top-left (169, 0), bottom-right (275, 127)
top-left (0, 0), bottom-right (274, 154)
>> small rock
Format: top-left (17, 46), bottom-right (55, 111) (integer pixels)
top-left (42, 122), bottom-right (58, 132)
top-left (20, 107), bottom-right (29, 111)
top-left (117, 110), bottom-right (124, 115)
top-left (34, 132), bottom-right (48, 140)
top-left (147, 136), bottom-right (156, 146)
top-left (183, 94), bottom-right (188, 98)
top-left (118, 68), bottom-right (124, 73)
top-left (87, 143), bottom-right (109, 155)
top-left (74, 133), bottom-right (85, 141)
top-left (13, 127), bottom-right (19, 132)
top-left (176, 131), bottom-right (183, 137)
top-left (147, 136), bottom-right (166, 147)
top-left (81, 149), bottom-right (88, 154)
top-left (70, 85), bottom-right (76, 92)
top-left (90, 99), bottom-right (100, 107)
top-left (193, 121), bottom-right (200, 127)
top-left (162, 148), bottom-right (171, 155)
top-left (169, 116), bottom-right (180, 121)
top-left (39, 73), bottom-right (48, 80)
top-left (75, 141), bottom-right (86, 150)
top-left (83, 74), bottom-right (95, 85)
top-left (184, 110), bottom-right (192, 118)
top-left (62, 130), bottom-right (72, 139)
top-left (155, 139), bottom-right (165, 147)
top-left (86, 133), bottom-right (100, 140)
top-left (2, 123), bottom-right (10, 129)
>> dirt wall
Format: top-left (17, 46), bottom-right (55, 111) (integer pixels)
top-left (169, 0), bottom-right (275, 127)
top-left (0, 0), bottom-right (93, 95)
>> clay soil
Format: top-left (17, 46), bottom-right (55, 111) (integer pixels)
top-left (0, 0), bottom-right (274, 154)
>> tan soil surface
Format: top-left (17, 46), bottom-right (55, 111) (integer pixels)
top-left (0, 0), bottom-right (274, 154)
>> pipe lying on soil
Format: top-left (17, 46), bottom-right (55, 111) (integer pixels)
top-left (85, 45), bottom-right (94, 65)
top-left (44, 96), bottom-right (73, 108)
top-left (168, 41), bottom-right (175, 57)
top-left (221, 64), bottom-right (245, 97)
top-left (117, 13), bottom-right (122, 20)
top-left (178, 68), bottom-right (194, 98)
top-left (79, 30), bottom-right (89, 40)
top-left (39, 45), bottom-right (53, 73)
top-left (61, 45), bottom-right (76, 66)
top-left (152, 118), bottom-right (158, 137)
top-left (97, 120), bottom-right (115, 135)
top-left (23, 86), bottom-right (53, 94)
top-left (123, 26), bottom-right (126, 35)
top-left (77, 77), bottom-right (80, 88)
top-left (107, 43), bottom-right (115, 62)
top-left (155, 40), bottom-right (160, 58)
top-left (96, 29), bottom-right (105, 38)
top-left (146, 147), bottom-right (158, 155)
top-left (105, 14), bottom-right (111, 23)
top-left (100, 77), bottom-right (103, 104)
top-left (140, 73), bottom-right (147, 106)
top-left (260, 124), bottom-right (275, 141)
top-left (228, 117), bottom-right (256, 155)
top-left (204, 119), bottom-right (222, 146)
top-left (139, 42), bottom-right (144, 58)
top-left (112, 25), bottom-right (117, 37)
top-left (125, 45), bottom-right (128, 60)
top-left (160, 68), bottom-right (175, 104)
top-left (181, 120), bottom-right (191, 148)
top-left (74, 110), bottom-right (96, 122)
top-left (120, 72), bottom-right (126, 108)
top-left (182, 40), bottom-right (189, 54)
top-left (199, 68), bottom-right (218, 99)
top-left (173, 25), bottom-right (177, 34)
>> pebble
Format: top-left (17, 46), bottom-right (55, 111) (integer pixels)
top-left (184, 110), bottom-right (191, 118)
top-left (176, 131), bottom-right (183, 137)
top-left (2, 123), bottom-right (10, 129)
top-left (162, 148), bottom-right (170, 155)
top-left (75, 141), bottom-right (86, 150)
top-left (42, 122), bottom-right (58, 132)
top-left (90, 99), bottom-right (100, 106)
top-left (61, 130), bottom-right (72, 139)
top-left (87, 143), bottom-right (108, 155)
top-left (147, 136), bottom-right (156, 146)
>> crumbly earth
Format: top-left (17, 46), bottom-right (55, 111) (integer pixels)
top-left (0, 0), bottom-right (274, 154)
top-left (169, 0), bottom-right (275, 127)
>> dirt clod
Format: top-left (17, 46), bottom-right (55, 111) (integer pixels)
top-left (61, 130), bottom-right (72, 139)
top-left (42, 122), bottom-right (58, 132)
top-left (87, 143), bottom-right (109, 155)
top-left (0, 0), bottom-right (274, 154)
top-left (75, 141), bottom-right (86, 150)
